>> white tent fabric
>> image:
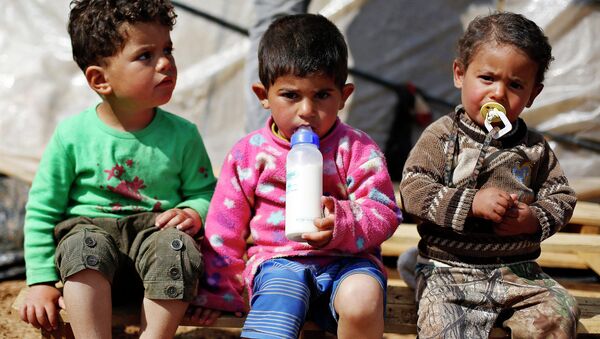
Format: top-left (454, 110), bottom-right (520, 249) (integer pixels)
top-left (0, 0), bottom-right (598, 183)
top-left (481, 0), bottom-right (600, 177)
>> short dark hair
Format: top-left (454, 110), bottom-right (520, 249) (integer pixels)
top-left (258, 14), bottom-right (348, 89)
top-left (456, 11), bottom-right (553, 84)
top-left (68, 0), bottom-right (177, 71)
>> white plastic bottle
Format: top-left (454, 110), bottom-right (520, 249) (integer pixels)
top-left (285, 126), bottom-right (323, 242)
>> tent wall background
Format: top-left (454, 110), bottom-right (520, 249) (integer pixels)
top-left (0, 0), bottom-right (598, 182)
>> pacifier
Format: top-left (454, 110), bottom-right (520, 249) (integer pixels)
top-left (480, 102), bottom-right (512, 139)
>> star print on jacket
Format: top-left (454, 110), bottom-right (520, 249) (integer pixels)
top-left (195, 117), bottom-right (402, 313)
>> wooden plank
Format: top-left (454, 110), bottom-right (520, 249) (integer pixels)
top-left (383, 224), bottom-right (600, 255)
top-left (543, 231), bottom-right (600, 254)
top-left (570, 201), bottom-right (600, 228)
top-left (382, 224), bottom-right (600, 272)
top-left (13, 282), bottom-right (600, 337)
top-left (188, 286), bottom-right (600, 336)
top-left (537, 251), bottom-right (589, 269)
top-left (381, 224), bottom-right (419, 257)
top-left (576, 251), bottom-right (600, 277)
top-left (580, 226), bottom-right (600, 234)
top-left (560, 281), bottom-right (600, 298)
top-left (571, 177), bottom-right (600, 201)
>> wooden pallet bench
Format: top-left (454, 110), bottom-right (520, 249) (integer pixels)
top-left (570, 177), bottom-right (600, 203)
top-left (568, 201), bottom-right (600, 234)
top-left (383, 223), bottom-right (600, 276)
top-left (12, 203), bottom-right (600, 338)
top-left (11, 278), bottom-right (600, 338)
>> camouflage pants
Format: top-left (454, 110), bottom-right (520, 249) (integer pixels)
top-left (415, 261), bottom-right (579, 339)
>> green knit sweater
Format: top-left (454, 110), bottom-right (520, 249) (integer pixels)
top-left (24, 105), bottom-right (216, 285)
top-left (399, 107), bottom-right (576, 267)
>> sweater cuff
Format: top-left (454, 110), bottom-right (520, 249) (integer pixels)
top-left (530, 204), bottom-right (551, 241)
top-left (448, 188), bottom-right (477, 232)
top-left (26, 267), bottom-right (60, 286)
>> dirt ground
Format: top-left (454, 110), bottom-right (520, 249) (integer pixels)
top-left (1, 279), bottom-right (38, 339)
top-left (0, 279), bottom-right (413, 338)
top-left (0, 278), bottom-right (242, 339)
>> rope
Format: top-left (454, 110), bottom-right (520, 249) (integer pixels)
top-left (444, 105), bottom-right (498, 189)
top-left (172, 1), bottom-right (600, 154)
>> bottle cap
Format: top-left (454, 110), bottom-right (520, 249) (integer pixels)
top-left (291, 126), bottom-right (319, 147)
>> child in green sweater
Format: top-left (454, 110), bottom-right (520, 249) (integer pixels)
top-left (19, 1), bottom-right (216, 337)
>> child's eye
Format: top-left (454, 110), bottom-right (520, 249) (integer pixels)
top-left (510, 82), bottom-right (523, 90)
top-left (479, 75), bottom-right (493, 82)
top-left (281, 92), bottom-right (298, 100)
top-left (164, 46), bottom-right (174, 56)
top-left (137, 52), bottom-right (152, 61)
top-left (315, 91), bottom-right (330, 100)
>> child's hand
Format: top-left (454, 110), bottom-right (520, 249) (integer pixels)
top-left (155, 208), bottom-right (202, 236)
top-left (471, 187), bottom-right (515, 223)
top-left (19, 283), bottom-right (65, 332)
top-left (303, 197), bottom-right (335, 248)
top-left (494, 198), bottom-right (539, 236)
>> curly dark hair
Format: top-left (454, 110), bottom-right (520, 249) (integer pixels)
top-left (68, 0), bottom-right (177, 71)
top-left (258, 14), bottom-right (348, 89)
top-left (456, 11), bottom-right (553, 84)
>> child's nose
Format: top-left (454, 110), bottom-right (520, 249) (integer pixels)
top-left (298, 99), bottom-right (317, 119)
top-left (490, 83), bottom-right (507, 101)
top-left (157, 56), bottom-right (175, 73)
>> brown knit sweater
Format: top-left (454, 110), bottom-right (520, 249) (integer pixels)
top-left (399, 106), bottom-right (577, 267)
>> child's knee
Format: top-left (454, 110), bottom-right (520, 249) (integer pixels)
top-left (335, 274), bottom-right (384, 320)
top-left (508, 298), bottom-right (580, 339)
top-left (66, 267), bottom-right (111, 285)
top-left (136, 227), bottom-right (203, 302)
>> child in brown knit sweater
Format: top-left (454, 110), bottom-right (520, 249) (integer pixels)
top-left (399, 12), bottom-right (579, 338)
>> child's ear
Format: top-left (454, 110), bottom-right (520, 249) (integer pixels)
top-left (338, 83), bottom-right (355, 110)
top-left (526, 83), bottom-right (544, 108)
top-left (85, 66), bottom-right (111, 96)
top-left (251, 82), bottom-right (270, 109)
top-left (452, 60), bottom-right (465, 89)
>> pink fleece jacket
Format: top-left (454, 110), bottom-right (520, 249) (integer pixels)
top-left (194, 118), bottom-right (402, 313)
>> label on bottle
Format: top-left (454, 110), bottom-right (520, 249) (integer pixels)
top-left (285, 163), bottom-right (322, 242)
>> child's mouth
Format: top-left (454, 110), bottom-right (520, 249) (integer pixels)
top-left (157, 78), bottom-right (174, 87)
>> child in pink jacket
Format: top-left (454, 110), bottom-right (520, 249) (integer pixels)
top-left (192, 14), bottom-right (401, 339)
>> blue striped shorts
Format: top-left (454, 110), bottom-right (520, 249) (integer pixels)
top-left (241, 257), bottom-right (386, 339)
